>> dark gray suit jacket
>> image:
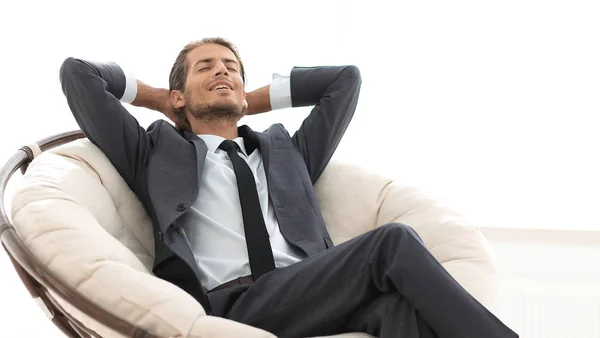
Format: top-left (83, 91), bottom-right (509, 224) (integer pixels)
top-left (59, 58), bottom-right (361, 313)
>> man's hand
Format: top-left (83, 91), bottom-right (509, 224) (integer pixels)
top-left (131, 81), bottom-right (189, 129)
top-left (244, 85), bottom-right (272, 116)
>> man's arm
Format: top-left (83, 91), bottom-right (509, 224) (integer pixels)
top-left (59, 58), bottom-right (160, 186)
top-left (244, 85), bottom-right (272, 116)
top-left (289, 66), bottom-right (362, 184)
top-left (131, 80), bottom-right (192, 129)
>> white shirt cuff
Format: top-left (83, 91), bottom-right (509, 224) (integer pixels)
top-left (120, 70), bottom-right (138, 104)
top-left (269, 73), bottom-right (292, 110)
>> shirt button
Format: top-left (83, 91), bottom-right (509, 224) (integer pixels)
top-left (176, 203), bottom-right (186, 211)
top-left (157, 231), bottom-right (163, 242)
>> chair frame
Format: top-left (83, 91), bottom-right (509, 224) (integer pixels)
top-left (0, 130), bottom-right (158, 338)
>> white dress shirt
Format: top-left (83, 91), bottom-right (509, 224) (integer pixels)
top-left (122, 70), bottom-right (303, 291)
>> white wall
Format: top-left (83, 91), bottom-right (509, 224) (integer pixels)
top-left (1, 0), bottom-right (599, 231)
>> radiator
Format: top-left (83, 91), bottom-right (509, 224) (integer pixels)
top-left (494, 280), bottom-right (600, 338)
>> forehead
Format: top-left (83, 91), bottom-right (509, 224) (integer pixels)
top-left (186, 43), bottom-right (238, 66)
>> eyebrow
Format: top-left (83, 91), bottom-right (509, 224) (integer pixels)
top-left (192, 57), bottom-right (239, 68)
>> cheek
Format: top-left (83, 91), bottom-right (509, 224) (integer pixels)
top-left (186, 83), bottom-right (207, 99)
top-left (186, 75), bottom-right (207, 92)
top-left (235, 78), bottom-right (245, 97)
top-left (235, 90), bottom-right (246, 102)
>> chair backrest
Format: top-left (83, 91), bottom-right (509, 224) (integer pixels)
top-left (37, 138), bottom-right (155, 270)
top-left (314, 161), bottom-right (500, 307)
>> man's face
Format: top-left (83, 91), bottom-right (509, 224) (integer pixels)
top-left (181, 43), bottom-right (245, 121)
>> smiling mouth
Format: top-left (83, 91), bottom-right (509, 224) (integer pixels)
top-left (210, 84), bottom-right (233, 91)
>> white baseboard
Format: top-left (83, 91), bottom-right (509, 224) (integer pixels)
top-left (479, 227), bottom-right (600, 338)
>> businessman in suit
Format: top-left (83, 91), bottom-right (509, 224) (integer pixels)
top-left (59, 37), bottom-right (517, 338)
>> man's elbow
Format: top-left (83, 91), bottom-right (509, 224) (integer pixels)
top-left (342, 65), bottom-right (362, 88)
top-left (340, 65), bottom-right (362, 96)
top-left (59, 57), bottom-right (91, 85)
top-left (59, 57), bottom-right (77, 78)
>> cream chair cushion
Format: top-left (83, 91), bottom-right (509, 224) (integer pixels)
top-left (11, 139), bottom-right (497, 337)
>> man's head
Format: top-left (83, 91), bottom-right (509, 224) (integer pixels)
top-left (169, 38), bottom-right (247, 126)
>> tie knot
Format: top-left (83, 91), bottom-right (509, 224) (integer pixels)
top-left (219, 140), bottom-right (239, 153)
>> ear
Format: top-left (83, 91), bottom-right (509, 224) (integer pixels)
top-left (170, 90), bottom-right (186, 109)
top-left (242, 91), bottom-right (248, 109)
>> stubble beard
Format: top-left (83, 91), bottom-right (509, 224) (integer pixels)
top-left (186, 97), bottom-right (244, 125)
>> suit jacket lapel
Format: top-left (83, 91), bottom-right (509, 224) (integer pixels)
top-left (150, 130), bottom-right (207, 234)
top-left (239, 125), bottom-right (271, 174)
top-left (184, 131), bottom-right (208, 179)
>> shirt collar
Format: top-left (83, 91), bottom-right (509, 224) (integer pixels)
top-left (237, 125), bottom-right (260, 154)
top-left (197, 134), bottom-right (249, 156)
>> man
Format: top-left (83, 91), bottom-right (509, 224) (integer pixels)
top-left (59, 37), bottom-right (517, 338)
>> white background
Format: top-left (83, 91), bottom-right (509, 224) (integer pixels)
top-left (0, 0), bottom-right (599, 336)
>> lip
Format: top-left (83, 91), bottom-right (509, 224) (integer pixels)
top-left (209, 80), bottom-right (234, 91)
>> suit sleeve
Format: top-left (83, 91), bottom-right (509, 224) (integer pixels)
top-left (291, 65), bottom-right (362, 184)
top-left (59, 57), bottom-right (151, 186)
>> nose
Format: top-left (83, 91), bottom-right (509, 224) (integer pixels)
top-left (214, 62), bottom-right (229, 77)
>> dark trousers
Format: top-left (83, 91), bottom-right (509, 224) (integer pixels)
top-left (207, 223), bottom-right (518, 338)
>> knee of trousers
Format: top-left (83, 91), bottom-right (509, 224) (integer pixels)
top-left (374, 222), bottom-right (424, 244)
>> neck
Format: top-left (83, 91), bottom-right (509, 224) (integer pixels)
top-left (189, 118), bottom-right (239, 140)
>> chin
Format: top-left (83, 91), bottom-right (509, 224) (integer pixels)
top-left (213, 102), bottom-right (242, 113)
top-left (187, 102), bottom-right (243, 122)
top-left (212, 98), bottom-right (242, 112)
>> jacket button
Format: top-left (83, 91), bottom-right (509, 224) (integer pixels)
top-left (157, 231), bottom-right (163, 242)
top-left (176, 203), bottom-right (186, 211)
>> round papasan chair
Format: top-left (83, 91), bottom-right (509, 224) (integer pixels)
top-left (0, 130), bottom-right (499, 338)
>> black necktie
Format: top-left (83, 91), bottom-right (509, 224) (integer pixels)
top-left (219, 140), bottom-right (276, 280)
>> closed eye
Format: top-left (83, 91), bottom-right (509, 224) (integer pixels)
top-left (227, 68), bottom-right (237, 72)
